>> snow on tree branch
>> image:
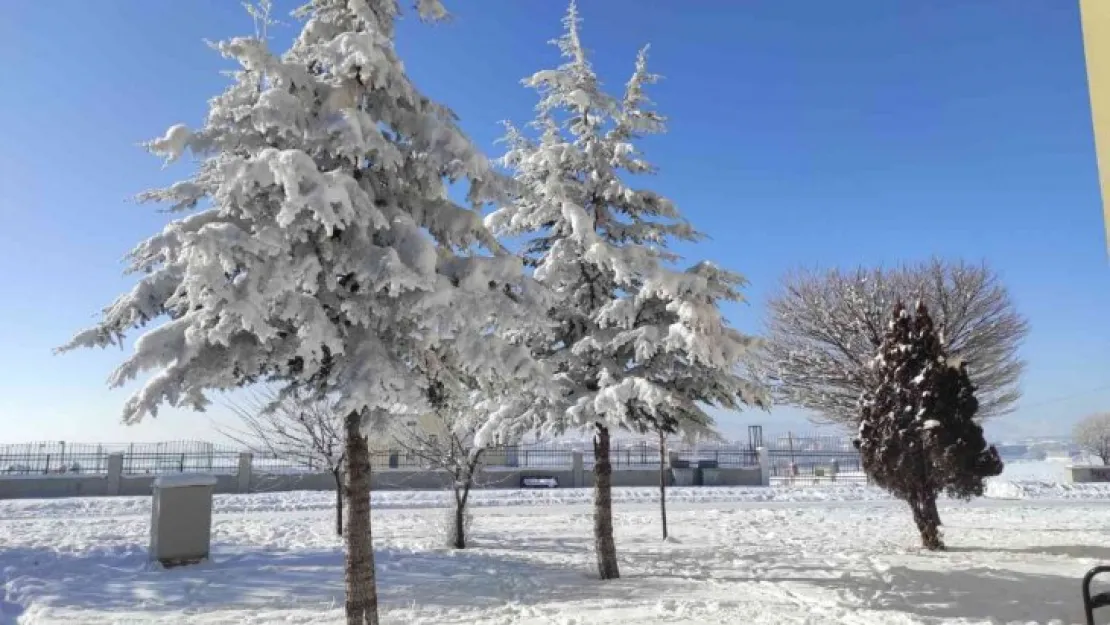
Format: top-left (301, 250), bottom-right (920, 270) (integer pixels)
top-left (57, 0), bottom-right (550, 430)
top-left (484, 3), bottom-right (765, 442)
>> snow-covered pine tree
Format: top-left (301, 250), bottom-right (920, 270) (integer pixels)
top-left (57, 2), bottom-right (546, 623)
top-left (486, 2), bottom-right (763, 576)
top-left (855, 301), bottom-right (1003, 551)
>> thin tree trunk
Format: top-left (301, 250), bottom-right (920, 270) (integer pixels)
top-left (658, 430), bottom-right (668, 541)
top-left (910, 491), bottom-right (944, 551)
top-left (344, 411), bottom-right (379, 625)
top-left (453, 502), bottom-right (466, 549)
top-left (451, 450), bottom-right (482, 550)
top-left (450, 484), bottom-right (472, 548)
top-left (593, 423), bottom-right (620, 580)
top-left (333, 469), bottom-right (344, 537)
top-left (452, 485), bottom-right (468, 550)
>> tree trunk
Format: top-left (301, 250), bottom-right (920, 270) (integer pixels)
top-left (452, 501), bottom-right (466, 549)
top-left (910, 491), bottom-right (944, 551)
top-left (334, 469), bottom-right (345, 537)
top-left (658, 430), bottom-right (668, 541)
top-left (450, 450), bottom-right (482, 550)
top-left (451, 467), bottom-right (469, 550)
top-left (593, 423), bottom-right (620, 580)
top-left (344, 411), bottom-right (379, 625)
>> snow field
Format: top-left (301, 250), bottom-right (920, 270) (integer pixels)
top-left (2, 482), bottom-right (1110, 624)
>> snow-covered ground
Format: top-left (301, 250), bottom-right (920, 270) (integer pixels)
top-left (999, 458), bottom-right (1077, 483)
top-left (3, 465), bottom-right (1110, 624)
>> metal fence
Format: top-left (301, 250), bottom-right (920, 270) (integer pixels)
top-left (0, 434), bottom-right (858, 478)
top-left (766, 435), bottom-right (868, 484)
top-left (0, 442), bottom-right (116, 475)
top-left (0, 439), bottom-right (765, 476)
top-left (0, 441), bottom-right (245, 476)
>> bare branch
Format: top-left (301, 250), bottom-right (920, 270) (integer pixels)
top-left (753, 258), bottom-right (1028, 427)
top-left (219, 384), bottom-right (346, 474)
top-left (1074, 413), bottom-right (1110, 465)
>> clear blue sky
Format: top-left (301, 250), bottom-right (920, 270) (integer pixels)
top-left (1, 0), bottom-right (1107, 444)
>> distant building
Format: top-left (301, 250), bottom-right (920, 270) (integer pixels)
top-left (368, 412), bottom-right (448, 454)
top-left (366, 413), bottom-right (511, 466)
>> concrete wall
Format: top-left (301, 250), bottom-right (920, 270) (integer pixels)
top-left (251, 471), bottom-right (336, 493)
top-left (1069, 465), bottom-right (1110, 483)
top-left (0, 474), bottom-right (111, 499)
top-left (243, 466), bottom-right (759, 493)
top-left (481, 468), bottom-right (579, 489)
top-left (119, 474), bottom-right (239, 497)
top-left (704, 468), bottom-right (762, 487)
top-left (577, 469), bottom-right (660, 488)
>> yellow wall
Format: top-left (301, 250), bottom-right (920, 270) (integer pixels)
top-left (368, 412), bottom-right (449, 454)
top-left (1080, 0), bottom-right (1110, 252)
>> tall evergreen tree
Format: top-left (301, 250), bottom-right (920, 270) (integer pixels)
top-left (486, 3), bottom-right (762, 577)
top-left (855, 301), bottom-right (1003, 551)
top-left (57, 2), bottom-right (545, 623)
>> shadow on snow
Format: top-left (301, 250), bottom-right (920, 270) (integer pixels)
top-left (0, 541), bottom-right (587, 615)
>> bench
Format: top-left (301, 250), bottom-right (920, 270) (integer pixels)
top-left (520, 476), bottom-right (559, 489)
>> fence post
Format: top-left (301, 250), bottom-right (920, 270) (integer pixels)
top-left (106, 453), bottom-right (124, 495)
top-left (237, 452), bottom-right (252, 494)
top-left (571, 450), bottom-right (584, 488)
top-left (757, 447), bottom-right (770, 487)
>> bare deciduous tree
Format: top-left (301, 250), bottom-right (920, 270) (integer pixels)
top-left (1074, 413), bottom-right (1110, 465)
top-left (755, 258), bottom-right (1028, 427)
top-left (391, 381), bottom-right (492, 550)
top-left (222, 386), bottom-right (346, 535)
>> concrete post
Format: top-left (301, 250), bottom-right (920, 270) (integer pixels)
top-left (757, 447), bottom-right (770, 486)
top-left (237, 452), bottom-right (252, 494)
top-left (571, 450), bottom-right (584, 488)
top-left (106, 453), bottom-right (124, 495)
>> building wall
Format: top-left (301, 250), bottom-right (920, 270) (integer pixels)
top-left (1080, 0), bottom-right (1110, 250)
top-left (367, 412), bottom-right (450, 454)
